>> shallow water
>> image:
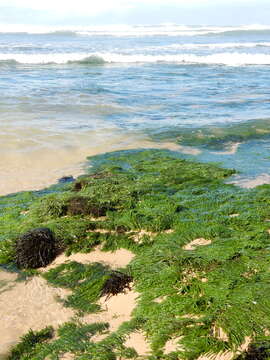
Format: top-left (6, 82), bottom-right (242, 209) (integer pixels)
top-left (1, 24), bottom-right (270, 194)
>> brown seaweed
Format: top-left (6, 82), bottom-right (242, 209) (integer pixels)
top-left (15, 228), bottom-right (56, 269)
top-left (101, 271), bottom-right (133, 300)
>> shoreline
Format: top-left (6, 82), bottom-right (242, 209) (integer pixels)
top-left (1, 148), bottom-right (270, 359)
top-left (0, 140), bottom-right (200, 197)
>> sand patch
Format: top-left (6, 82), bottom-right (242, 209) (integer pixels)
top-left (59, 353), bottom-right (75, 360)
top-left (181, 314), bottom-right (203, 320)
top-left (132, 230), bottom-right (157, 243)
top-left (153, 295), bottom-right (167, 304)
top-left (131, 229), bottom-right (174, 244)
top-left (183, 238), bottom-right (212, 251)
top-left (229, 213), bottom-right (239, 218)
top-left (83, 290), bottom-right (139, 333)
top-left (164, 337), bottom-right (183, 354)
top-left (124, 331), bottom-right (151, 357)
top-left (0, 275), bottom-right (74, 357)
top-left (212, 325), bottom-right (229, 341)
top-left (40, 247), bottom-right (135, 272)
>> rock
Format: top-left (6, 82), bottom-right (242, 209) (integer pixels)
top-left (58, 176), bottom-right (75, 184)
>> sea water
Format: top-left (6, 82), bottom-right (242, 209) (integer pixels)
top-left (1, 24), bottom-right (270, 194)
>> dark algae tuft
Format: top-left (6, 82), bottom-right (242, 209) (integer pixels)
top-left (1, 149), bottom-right (270, 359)
top-left (101, 270), bottom-right (133, 300)
top-left (66, 195), bottom-right (111, 217)
top-left (15, 228), bottom-right (56, 269)
top-left (236, 340), bottom-right (270, 359)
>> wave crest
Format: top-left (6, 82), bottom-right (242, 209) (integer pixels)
top-left (2, 52), bottom-right (270, 66)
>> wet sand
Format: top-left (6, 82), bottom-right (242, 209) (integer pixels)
top-left (0, 132), bottom-right (200, 196)
top-left (231, 173), bottom-right (270, 188)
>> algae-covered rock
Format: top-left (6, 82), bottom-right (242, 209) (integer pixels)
top-left (15, 228), bottom-right (56, 269)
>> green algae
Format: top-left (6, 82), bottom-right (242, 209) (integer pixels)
top-left (150, 118), bottom-right (270, 150)
top-left (8, 327), bottom-right (54, 360)
top-left (2, 149), bottom-right (270, 359)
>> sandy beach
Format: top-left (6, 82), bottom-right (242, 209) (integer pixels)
top-left (1, 12), bottom-right (270, 359)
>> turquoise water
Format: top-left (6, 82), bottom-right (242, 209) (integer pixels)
top-left (1, 24), bottom-right (270, 193)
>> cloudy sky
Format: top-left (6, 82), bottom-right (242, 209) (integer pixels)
top-left (0, 0), bottom-right (269, 25)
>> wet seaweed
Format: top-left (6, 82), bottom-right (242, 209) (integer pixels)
top-left (2, 149), bottom-right (270, 359)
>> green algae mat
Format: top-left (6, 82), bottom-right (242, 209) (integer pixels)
top-left (1, 149), bottom-right (270, 359)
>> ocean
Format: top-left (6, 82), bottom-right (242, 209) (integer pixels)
top-left (1, 23), bottom-right (270, 194)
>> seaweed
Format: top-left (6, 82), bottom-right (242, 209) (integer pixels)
top-left (101, 271), bottom-right (133, 300)
top-left (236, 340), bottom-right (270, 360)
top-left (67, 196), bottom-right (111, 217)
top-left (150, 118), bottom-right (270, 150)
top-left (43, 261), bottom-right (109, 314)
top-left (8, 326), bottom-right (54, 360)
top-left (15, 228), bottom-right (56, 269)
top-left (2, 149), bottom-right (270, 359)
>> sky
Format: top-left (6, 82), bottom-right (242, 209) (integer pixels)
top-left (0, 0), bottom-right (270, 25)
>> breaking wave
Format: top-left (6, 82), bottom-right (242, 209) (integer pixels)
top-left (149, 42), bottom-right (270, 50)
top-left (2, 52), bottom-right (270, 66)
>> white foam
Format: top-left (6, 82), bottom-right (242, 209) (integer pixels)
top-left (2, 52), bottom-right (270, 66)
top-left (147, 42), bottom-right (270, 50)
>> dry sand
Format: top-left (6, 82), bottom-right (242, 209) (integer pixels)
top-left (164, 337), bottom-right (183, 354)
top-left (0, 247), bottom-right (136, 358)
top-left (83, 290), bottom-right (139, 334)
top-left (124, 331), bottom-right (151, 357)
top-left (183, 238), bottom-right (212, 251)
top-left (39, 246), bottom-right (135, 272)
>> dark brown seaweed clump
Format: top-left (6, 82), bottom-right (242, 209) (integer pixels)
top-left (236, 342), bottom-right (270, 360)
top-left (15, 228), bottom-right (56, 269)
top-left (101, 271), bottom-right (133, 300)
top-left (67, 196), bottom-right (110, 217)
